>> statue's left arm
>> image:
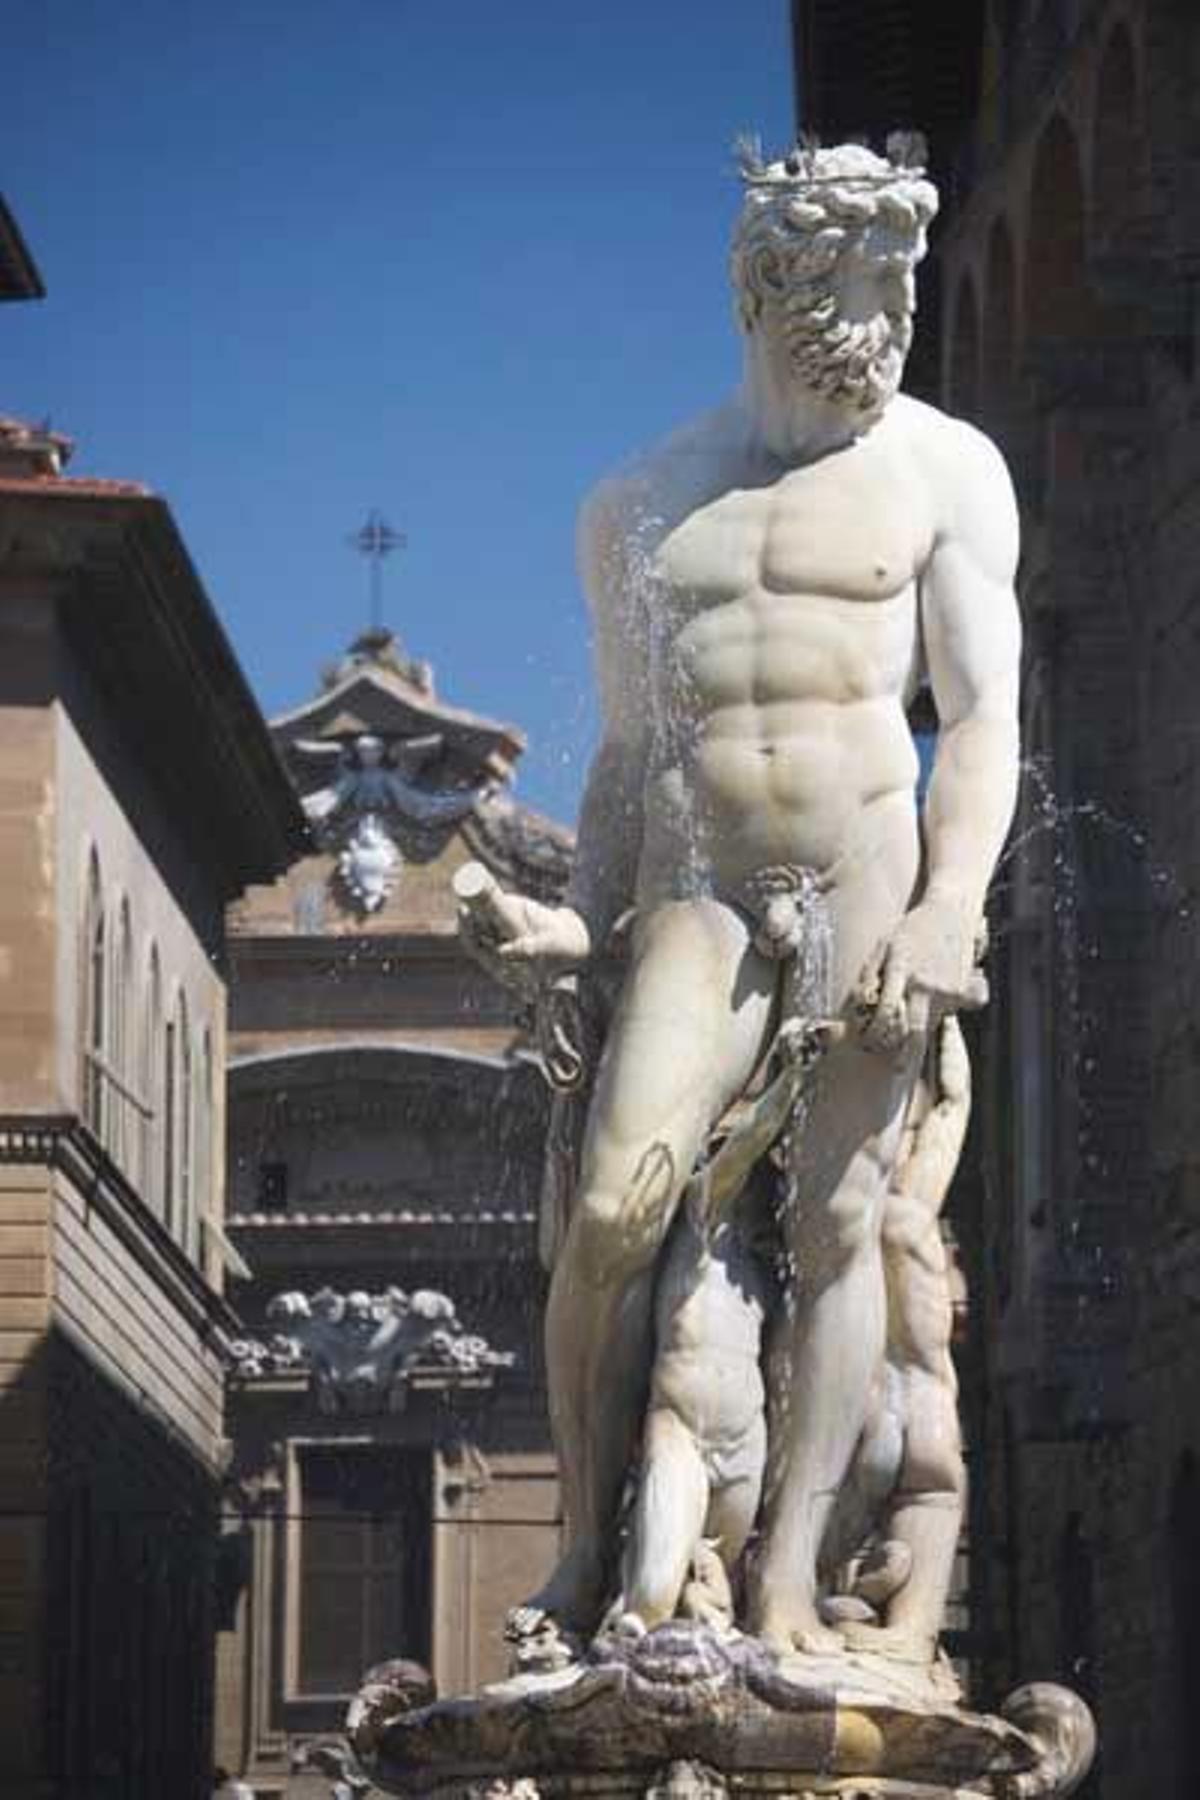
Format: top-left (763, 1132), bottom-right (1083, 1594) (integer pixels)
top-left (861, 422), bottom-right (1021, 1044)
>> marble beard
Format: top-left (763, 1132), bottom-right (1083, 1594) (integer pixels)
top-left (350, 137), bottom-right (1097, 1800)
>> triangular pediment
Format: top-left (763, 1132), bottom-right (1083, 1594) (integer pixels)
top-left (273, 666), bottom-right (524, 785)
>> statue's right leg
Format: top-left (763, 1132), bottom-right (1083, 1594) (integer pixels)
top-left (522, 898), bottom-right (776, 1639)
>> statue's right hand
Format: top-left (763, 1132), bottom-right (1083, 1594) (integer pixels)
top-left (453, 862), bottom-right (592, 988)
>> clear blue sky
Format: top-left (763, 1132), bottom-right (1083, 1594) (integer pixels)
top-left (4, 2), bottom-right (795, 824)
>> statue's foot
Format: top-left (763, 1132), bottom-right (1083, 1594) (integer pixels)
top-left (602, 1607), bottom-right (650, 1641)
top-left (847, 1539), bottom-right (913, 1609)
top-left (838, 1619), bottom-right (937, 1666)
top-left (505, 1545), bottom-right (607, 1665)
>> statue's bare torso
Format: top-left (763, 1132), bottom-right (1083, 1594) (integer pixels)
top-left (603, 396), bottom-right (945, 939)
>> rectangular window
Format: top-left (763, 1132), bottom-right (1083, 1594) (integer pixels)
top-left (293, 1445), bottom-right (430, 1699)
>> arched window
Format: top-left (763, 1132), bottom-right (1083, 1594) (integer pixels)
top-left (163, 995), bottom-right (178, 1237)
top-left (948, 276), bottom-right (981, 419)
top-left (177, 993), bottom-right (193, 1255)
top-left (195, 1029), bottom-right (214, 1268)
top-left (983, 219), bottom-right (1018, 415)
top-left (1026, 115), bottom-right (1089, 347)
top-left (110, 898), bottom-right (133, 1170)
top-left (1025, 111), bottom-right (1132, 365)
top-left (142, 948), bottom-right (162, 1216)
top-left (81, 852), bottom-right (106, 1140)
top-left (1092, 25), bottom-right (1141, 251)
top-left (980, 214), bottom-right (1032, 490)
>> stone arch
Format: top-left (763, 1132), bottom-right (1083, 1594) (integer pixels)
top-left (983, 217), bottom-right (1018, 401)
top-left (226, 1041), bottom-right (552, 1226)
top-left (948, 274), bottom-right (981, 419)
top-left (1026, 106), bottom-right (1140, 367)
top-left (1091, 21), bottom-right (1143, 249)
top-left (981, 215), bottom-right (1024, 467)
top-left (1025, 114), bottom-right (1091, 345)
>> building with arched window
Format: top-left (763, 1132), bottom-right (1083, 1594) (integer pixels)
top-left (0, 417), bottom-right (305, 1799)
top-left (794, 5), bottom-right (1200, 1791)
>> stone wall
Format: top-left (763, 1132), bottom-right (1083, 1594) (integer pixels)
top-left (934, 5), bottom-right (1200, 1793)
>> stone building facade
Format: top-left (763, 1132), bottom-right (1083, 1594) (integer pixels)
top-left (213, 627), bottom-right (573, 1796)
top-left (0, 421), bottom-right (304, 1798)
top-left (797, 4), bottom-right (1200, 1794)
top-left (935, 8), bottom-right (1200, 1794)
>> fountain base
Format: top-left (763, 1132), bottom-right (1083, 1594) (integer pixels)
top-left (347, 1624), bottom-right (1094, 1799)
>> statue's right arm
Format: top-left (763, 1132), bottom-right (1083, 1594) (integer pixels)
top-left (563, 479), bottom-right (649, 951)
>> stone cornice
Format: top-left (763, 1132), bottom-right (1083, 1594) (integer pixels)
top-left (0, 482), bottom-right (308, 896)
top-left (227, 1207), bottom-right (536, 1230)
top-left (0, 1113), bottom-right (241, 1345)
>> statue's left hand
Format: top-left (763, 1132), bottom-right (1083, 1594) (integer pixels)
top-left (854, 898), bottom-right (988, 1052)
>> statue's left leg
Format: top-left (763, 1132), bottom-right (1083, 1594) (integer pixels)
top-left (747, 1036), bottom-right (920, 1655)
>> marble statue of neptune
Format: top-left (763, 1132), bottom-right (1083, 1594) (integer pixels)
top-left (461, 141), bottom-right (1020, 1662)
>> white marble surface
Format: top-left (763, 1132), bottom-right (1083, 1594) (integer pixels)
top-left (457, 140), bottom-right (1021, 1671)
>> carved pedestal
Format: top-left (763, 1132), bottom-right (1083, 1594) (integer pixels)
top-left (347, 1625), bottom-right (1094, 1800)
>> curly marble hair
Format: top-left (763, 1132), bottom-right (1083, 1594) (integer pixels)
top-left (729, 140), bottom-right (939, 416)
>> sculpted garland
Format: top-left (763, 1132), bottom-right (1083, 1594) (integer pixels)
top-left (457, 138), bottom-right (1021, 1679)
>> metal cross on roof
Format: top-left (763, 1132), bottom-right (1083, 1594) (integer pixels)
top-left (347, 508), bottom-right (407, 632)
